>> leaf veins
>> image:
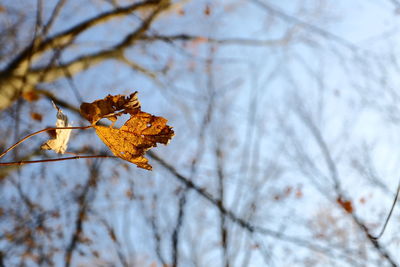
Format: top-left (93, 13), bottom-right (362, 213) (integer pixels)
top-left (80, 92), bottom-right (140, 125)
top-left (80, 92), bottom-right (174, 170)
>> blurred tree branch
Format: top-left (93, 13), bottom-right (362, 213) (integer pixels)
top-left (294, 100), bottom-right (397, 266)
top-left (0, 0), bottom-right (170, 110)
top-left (147, 151), bottom-right (363, 264)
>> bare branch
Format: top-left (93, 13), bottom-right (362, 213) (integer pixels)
top-left (251, 0), bottom-right (359, 51)
top-left (0, 0), bottom-right (170, 110)
top-left (41, 0), bottom-right (68, 37)
top-left (147, 151), bottom-right (364, 263)
top-left (372, 177), bottom-right (400, 239)
top-left (0, 155), bottom-right (116, 166)
top-left (64, 161), bottom-right (99, 267)
top-left (295, 103), bottom-right (398, 266)
top-left (139, 33), bottom-right (294, 46)
top-left (0, 126), bottom-right (92, 159)
top-left (4, 0), bottom-right (163, 74)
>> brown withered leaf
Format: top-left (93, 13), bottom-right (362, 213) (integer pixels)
top-left (336, 197), bottom-right (353, 213)
top-left (94, 111), bottom-right (174, 170)
top-left (30, 112), bottom-right (43, 122)
top-left (204, 4), bottom-right (211, 15)
top-left (80, 92), bottom-right (140, 124)
top-left (23, 91), bottom-right (40, 102)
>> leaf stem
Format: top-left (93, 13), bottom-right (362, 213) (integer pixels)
top-left (0, 155), bottom-right (116, 166)
top-left (0, 125), bottom-right (93, 159)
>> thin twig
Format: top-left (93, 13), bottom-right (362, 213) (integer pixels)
top-left (372, 176), bottom-right (400, 239)
top-left (65, 161), bottom-right (100, 267)
top-left (0, 126), bottom-right (93, 159)
top-left (0, 155), bottom-right (116, 166)
top-left (147, 151), bottom-right (365, 263)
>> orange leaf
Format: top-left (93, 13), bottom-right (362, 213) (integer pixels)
top-left (30, 112), bottom-right (43, 122)
top-left (80, 92), bottom-right (140, 125)
top-left (192, 36), bottom-right (208, 45)
top-left (94, 111), bottom-right (174, 170)
top-left (177, 7), bottom-right (185, 16)
top-left (108, 228), bottom-right (117, 242)
top-left (204, 4), bottom-right (211, 15)
top-left (295, 188), bottom-right (303, 198)
top-left (125, 189), bottom-right (134, 199)
top-left (81, 92), bottom-right (174, 170)
top-left (23, 91), bottom-right (40, 102)
top-left (336, 197), bottom-right (353, 213)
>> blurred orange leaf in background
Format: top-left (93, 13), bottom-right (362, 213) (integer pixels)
top-left (336, 197), bottom-right (353, 213)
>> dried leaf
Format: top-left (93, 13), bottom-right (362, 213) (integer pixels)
top-left (22, 91), bottom-right (40, 102)
top-left (125, 189), bottom-right (134, 199)
top-left (295, 188), bottom-right (303, 198)
top-left (108, 228), bottom-right (117, 242)
top-left (177, 7), bottom-right (185, 15)
top-left (192, 36), bottom-right (208, 45)
top-left (80, 92), bottom-right (140, 124)
top-left (80, 92), bottom-right (174, 170)
top-left (30, 112), bottom-right (43, 122)
top-left (41, 103), bottom-right (71, 154)
top-left (336, 197), bottom-right (353, 213)
top-left (204, 4), bottom-right (211, 15)
top-left (94, 111), bottom-right (174, 170)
